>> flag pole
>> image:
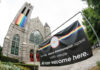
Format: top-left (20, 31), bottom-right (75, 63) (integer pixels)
top-left (34, 45), bottom-right (35, 70)
top-left (45, 12), bottom-right (81, 39)
top-left (44, 11), bottom-right (100, 46)
top-left (80, 12), bottom-right (100, 45)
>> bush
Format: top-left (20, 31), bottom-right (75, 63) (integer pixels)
top-left (0, 56), bottom-right (19, 63)
top-left (15, 63), bottom-right (38, 70)
top-left (0, 61), bottom-right (21, 70)
top-left (0, 61), bottom-right (31, 70)
top-left (96, 61), bottom-right (100, 67)
top-left (17, 65), bottom-right (30, 70)
top-left (0, 47), bottom-right (2, 56)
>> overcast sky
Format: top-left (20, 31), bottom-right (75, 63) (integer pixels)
top-left (0, 0), bottom-right (87, 46)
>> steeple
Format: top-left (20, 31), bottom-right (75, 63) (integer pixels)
top-left (44, 22), bottom-right (51, 40)
top-left (45, 22), bottom-right (50, 28)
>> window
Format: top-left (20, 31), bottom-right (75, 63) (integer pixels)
top-left (29, 30), bottom-right (44, 45)
top-left (21, 7), bottom-right (26, 13)
top-left (26, 9), bottom-right (30, 16)
top-left (11, 34), bottom-right (20, 55)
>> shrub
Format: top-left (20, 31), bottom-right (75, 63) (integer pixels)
top-left (0, 47), bottom-right (2, 56)
top-left (21, 64), bottom-right (38, 70)
top-left (15, 63), bottom-right (38, 70)
top-left (0, 61), bottom-right (31, 70)
top-left (96, 61), bottom-right (100, 67)
top-left (0, 56), bottom-right (19, 63)
top-left (0, 61), bottom-right (21, 70)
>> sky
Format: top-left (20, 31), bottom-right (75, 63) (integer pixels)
top-left (0, 0), bottom-right (87, 46)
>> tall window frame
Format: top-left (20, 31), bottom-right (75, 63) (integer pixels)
top-left (11, 34), bottom-right (20, 55)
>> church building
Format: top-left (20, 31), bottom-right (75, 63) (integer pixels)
top-left (2, 2), bottom-right (51, 64)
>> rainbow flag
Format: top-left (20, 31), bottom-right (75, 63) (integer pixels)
top-left (15, 13), bottom-right (27, 27)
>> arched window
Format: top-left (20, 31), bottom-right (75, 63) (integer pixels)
top-left (11, 34), bottom-right (20, 55)
top-left (29, 30), bottom-right (44, 45)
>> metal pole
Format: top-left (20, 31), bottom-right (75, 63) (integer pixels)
top-left (34, 63), bottom-right (35, 70)
top-left (80, 12), bottom-right (100, 45)
top-left (34, 46), bottom-right (35, 70)
top-left (44, 11), bottom-right (100, 46)
top-left (45, 12), bottom-right (81, 39)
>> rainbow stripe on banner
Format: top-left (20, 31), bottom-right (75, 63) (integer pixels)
top-left (38, 25), bottom-right (83, 51)
top-left (15, 13), bottom-right (27, 27)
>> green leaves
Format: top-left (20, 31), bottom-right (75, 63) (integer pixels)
top-left (82, 7), bottom-right (100, 44)
top-left (0, 47), bottom-right (2, 56)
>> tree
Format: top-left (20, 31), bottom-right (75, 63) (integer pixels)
top-left (82, 0), bottom-right (100, 44)
top-left (86, 0), bottom-right (100, 14)
top-left (0, 45), bottom-right (2, 56)
top-left (83, 0), bottom-right (100, 14)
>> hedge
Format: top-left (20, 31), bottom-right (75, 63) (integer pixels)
top-left (0, 47), bottom-right (2, 56)
top-left (97, 61), bottom-right (100, 67)
top-left (15, 63), bottom-right (38, 70)
top-left (0, 55), bottom-right (19, 63)
top-left (0, 61), bottom-right (30, 70)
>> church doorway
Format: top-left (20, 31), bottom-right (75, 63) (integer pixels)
top-left (30, 49), bottom-right (34, 62)
top-left (36, 51), bottom-right (40, 62)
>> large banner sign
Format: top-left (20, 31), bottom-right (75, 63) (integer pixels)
top-left (39, 21), bottom-right (93, 66)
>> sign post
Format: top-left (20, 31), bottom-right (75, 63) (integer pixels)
top-left (80, 12), bottom-right (100, 46)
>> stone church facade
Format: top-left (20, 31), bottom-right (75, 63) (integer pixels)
top-left (2, 2), bottom-right (51, 64)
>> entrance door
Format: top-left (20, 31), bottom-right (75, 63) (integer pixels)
top-left (36, 51), bottom-right (40, 62)
top-left (30, 49), bottom-right (34, 62)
